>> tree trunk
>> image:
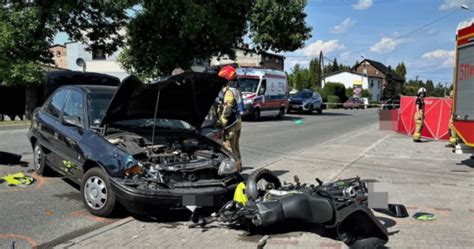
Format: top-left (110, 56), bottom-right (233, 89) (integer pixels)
top-left (25, 84), bottom-right (40, 120)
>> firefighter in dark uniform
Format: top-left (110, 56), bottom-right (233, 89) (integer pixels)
top-left (217, 66), bottom-right (242, 170)
top-left (413, 87), bottom-right (426, 142)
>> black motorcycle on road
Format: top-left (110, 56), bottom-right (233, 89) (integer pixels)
top-left (191, 168), bottom-right (391, 249)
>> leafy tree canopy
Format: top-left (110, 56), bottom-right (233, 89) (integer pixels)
top-left (395, 62), bottom-right (407, 79)
top-left (0, 1), bottom-right (132, 85)
top-left (120, 0), bottom-right (312, 78)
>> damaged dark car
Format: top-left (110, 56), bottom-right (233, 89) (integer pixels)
top-left (28, 71), bottom-right (242, 216)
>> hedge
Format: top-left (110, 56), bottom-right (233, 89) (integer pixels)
top-left (327, 95), bottom-right (341, 109)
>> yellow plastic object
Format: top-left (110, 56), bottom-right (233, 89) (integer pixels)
top-left (233, 182), bottom-right (248, 205)
top-left (1, 172), bottom-right (34, 187)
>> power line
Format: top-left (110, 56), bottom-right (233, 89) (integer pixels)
top-left (285, 6), bottom-right (467, 67)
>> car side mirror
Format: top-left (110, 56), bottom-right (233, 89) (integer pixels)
top-left (259, 88), bottom-right (265, 95)
top-left (62, 115), bottom-right (83, 129)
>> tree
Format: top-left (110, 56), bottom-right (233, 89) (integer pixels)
top-left (0, 2), bottom-right (132, 118)
top-left (288, 64), bottom-right (310, 90)
top-left (425, 80), bottom-right (435, 95)
top-left (331, 58), bottom-right (339, 72)
top-left (403, 79), bottom-right (423, 96)
top-left (119, 0), bottom-right (312, 77)
top-left (395, 62), bottom-right (407, 79)
top-left (308, 58), bottom-right (322, 88)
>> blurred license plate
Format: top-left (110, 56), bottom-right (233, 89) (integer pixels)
top-left (292, 105), bottom-right (300, 108)
top-left (183, 195), bottom-right (214, 206)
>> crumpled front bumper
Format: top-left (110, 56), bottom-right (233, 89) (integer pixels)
top-left (110, 177), bottom-right (239, 215)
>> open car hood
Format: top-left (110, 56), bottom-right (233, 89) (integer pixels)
top-left (45, 71), bottom-right (120, 100)
top-left (100, 72), bottom-right (226, 128)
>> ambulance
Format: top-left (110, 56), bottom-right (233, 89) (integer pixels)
top-left (453, 18), bottom-right (474, 154)
top-left (236, 68), bottom-right (289, 120)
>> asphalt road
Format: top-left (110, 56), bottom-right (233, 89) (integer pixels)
top-left (0, 109), bottom-right (378, 248)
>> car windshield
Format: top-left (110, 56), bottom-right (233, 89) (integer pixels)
top-left (88, 92), bottom-right (114, 127)
top-left (294, 91), bottom-right (313, 98)
top-left (238, 78), bottom-right (260, 93)
top-left (111, 119), bottom-right (193, 130)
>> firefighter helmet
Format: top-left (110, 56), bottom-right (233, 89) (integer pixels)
top-left (218, 66), bottom-right (237, 81)
top-left (418, 87), bottom-right (427, 96)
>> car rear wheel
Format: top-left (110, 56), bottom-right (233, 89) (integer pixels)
top-left (81, 167), bottom-right (117, 217)
top-left (33, 143), bottom-right (51, 176)
top-left (317, 108), bottom-right (323, 114)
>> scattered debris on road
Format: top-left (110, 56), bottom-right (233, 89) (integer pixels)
top-left (257, 235), bottom-right (270, 249)
top-left (413, 212), bottom-right (436, 221)
top-left (1, 172), bottom-right (34, 187)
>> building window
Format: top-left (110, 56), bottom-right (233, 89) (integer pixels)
top-left (265, 56), bottom-right (270, 62)
top-left (92, 48), bottom-right (106, 60)
top-left (276, 58), bottom-right (280, 64)
top-left (375, 70), bottom-right (379, 75)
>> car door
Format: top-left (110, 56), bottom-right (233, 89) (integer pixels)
top-left (37, 88), bottom-right (70, 170)
top-left (313, 92), bottom-right (322, 109)
top-left (55, 89), bottom-right (86, 180)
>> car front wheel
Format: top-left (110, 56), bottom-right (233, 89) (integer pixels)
top-left (81, 167), bottom-right (117, 217)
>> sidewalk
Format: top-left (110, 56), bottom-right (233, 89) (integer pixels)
top-left (56, 125), bottom-right (474, 249)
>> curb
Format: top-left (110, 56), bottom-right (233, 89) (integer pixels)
top-left (0, 124), bottom-right (29, 131)
top-left (54, 216), bottom-right (135, 248)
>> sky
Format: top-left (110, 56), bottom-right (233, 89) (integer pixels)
top-left (283, 0), bottom-right (474, 84)
top-left (53, 0), bottom-right (474, 84)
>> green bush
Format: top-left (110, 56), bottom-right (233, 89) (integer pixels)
top-left (324, 82), bottom-right (347, 103)
top-left (311, 86), bottom-right (326, 101)
top-left (327, 95), bottom-right (340, 109)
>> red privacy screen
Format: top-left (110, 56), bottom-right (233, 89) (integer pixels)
top-left (398, 96), bottom-right (452, 140)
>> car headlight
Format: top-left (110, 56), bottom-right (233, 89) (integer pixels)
top-left (124, 155), bottom-right (143, 176)
top-left (218, 160), bottom-right (240, 175)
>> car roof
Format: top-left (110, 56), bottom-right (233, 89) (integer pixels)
top-left (62, 85), bottom-right (117, 94)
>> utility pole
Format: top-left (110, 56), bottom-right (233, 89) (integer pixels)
top-left (444, 82), bottom-right (448, 97)
top-left (319, 51), bottom-right (324, 88)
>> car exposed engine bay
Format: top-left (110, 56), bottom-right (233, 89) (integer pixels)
top-left (107, 132), bottom-right (240, 190)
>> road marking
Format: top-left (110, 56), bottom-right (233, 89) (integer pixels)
top-left (328, 131), bottom-right (393, 181)
top-left (243, 123), bottom-right (383, 170)
top-left (0, 234), bottom-right (38, 248)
